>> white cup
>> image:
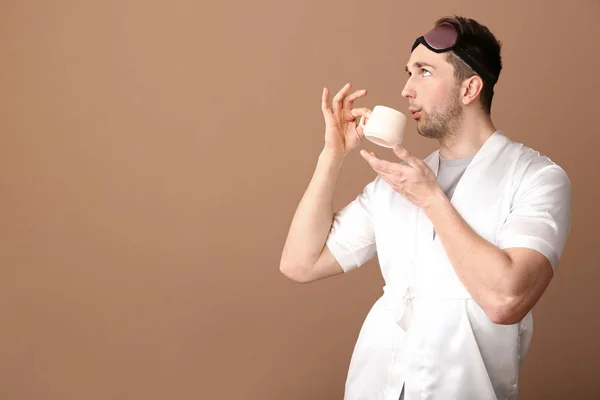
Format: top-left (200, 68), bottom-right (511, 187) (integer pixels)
top-left (359, 105), bottom-right (407, 148)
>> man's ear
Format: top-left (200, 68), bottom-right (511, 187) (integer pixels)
top-left (461, 75), bottom-right (484, 106)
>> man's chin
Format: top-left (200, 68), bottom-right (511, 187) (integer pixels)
top-left (416, 125), bottom-right (441, 140)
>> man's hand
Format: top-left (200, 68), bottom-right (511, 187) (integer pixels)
top-left (360, 145), bottom-right (445, 209)
top-left (321, 83), bottom-right (371, 158)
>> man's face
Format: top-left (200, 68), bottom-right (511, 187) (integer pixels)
top-left (402, 44), bottom-right (463, 139)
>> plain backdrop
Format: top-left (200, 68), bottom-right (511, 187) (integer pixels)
top-left (1, 0), bottom-right (599, 399)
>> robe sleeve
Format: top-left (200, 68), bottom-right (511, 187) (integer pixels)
top-left (496, 163), bottom-right (571, 270)
top-left (325, 178), bottom-right (378, 273)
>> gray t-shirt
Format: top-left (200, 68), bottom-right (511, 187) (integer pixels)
top-left (432, 153), bottom-right (474, 239)
top-left (437, 153), bottom-right (473, 200)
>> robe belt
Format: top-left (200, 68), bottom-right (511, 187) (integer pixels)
top-left (382, 283), bottom-right (473, 331)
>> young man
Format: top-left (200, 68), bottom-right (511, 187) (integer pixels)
top-left (279, 16), bottom-right (571, 400)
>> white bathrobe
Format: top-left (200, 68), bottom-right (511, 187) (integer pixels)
top-left (326, 130), bottom-right (571, 400)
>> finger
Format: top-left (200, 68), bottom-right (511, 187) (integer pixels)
top-left (343, 89), bottom-right (367, 111)
top-left (321, 87), bottom-right (335, 124)
top-left (354, 109), bottom-right (372, 138)
top-left (332, 83), bottom-right (351, 115)
top-left (369, 165), bottom-right (401, 188)
top-left (349, 107), bottom-right (371, 119)
top-left (360, 150), bottom-right (397, 174)
top-left (377, 171), bottom-right (393, 186)
top-left (393, 145), bottom-right (423, 171)
top-left (321, 87), bottom-right (332, 114)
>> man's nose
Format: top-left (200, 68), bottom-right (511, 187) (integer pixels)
top-left (401, 80), bottom-right (414, 98)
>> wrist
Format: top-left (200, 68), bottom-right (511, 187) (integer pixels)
top-left (422, 188), bottom-right (449, 215)
top-left (319, 147), bottom-right (347, 163)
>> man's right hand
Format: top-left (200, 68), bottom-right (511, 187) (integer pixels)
top-left (321, 83), bottom-right (371, 157)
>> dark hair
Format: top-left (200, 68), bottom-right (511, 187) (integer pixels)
top-left (435, 16), bottom-right (502, 114)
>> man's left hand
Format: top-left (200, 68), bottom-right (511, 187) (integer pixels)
top-left (360, 145), bottom-right (445, 209)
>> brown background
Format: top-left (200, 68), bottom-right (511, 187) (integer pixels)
top-left (1, 0), bottom-right (599, 399)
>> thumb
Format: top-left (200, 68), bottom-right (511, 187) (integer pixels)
top-left (351, 107), bottom-right (372, 119)
top-left (393, 145), bottom-right (419, 169)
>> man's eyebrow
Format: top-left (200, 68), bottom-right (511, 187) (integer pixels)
top-left (405, 62), bottom-right (435, 72)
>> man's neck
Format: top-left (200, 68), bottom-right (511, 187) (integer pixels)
top-left (438, 113), bottom-right (497, 159)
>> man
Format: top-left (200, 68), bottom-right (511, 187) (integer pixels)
top-left (279, 15), bottom-right (571, 400)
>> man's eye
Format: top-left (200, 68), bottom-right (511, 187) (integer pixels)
top-left (423, 69), bottom-right (431, 77)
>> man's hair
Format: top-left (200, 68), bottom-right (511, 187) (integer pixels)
top-left (435, 16), bottom-right (502, 114)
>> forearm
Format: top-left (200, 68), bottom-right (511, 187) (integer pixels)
top-left (280, 149), bottom-right (345, 271)
top-left (424, 191), bottom-right (515, 316)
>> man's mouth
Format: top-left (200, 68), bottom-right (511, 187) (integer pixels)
top-left (408, 108), bottom-right (421, 119)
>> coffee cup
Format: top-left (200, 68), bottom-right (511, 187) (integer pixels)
top-left (359, 105), bottom-right (407, 148)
